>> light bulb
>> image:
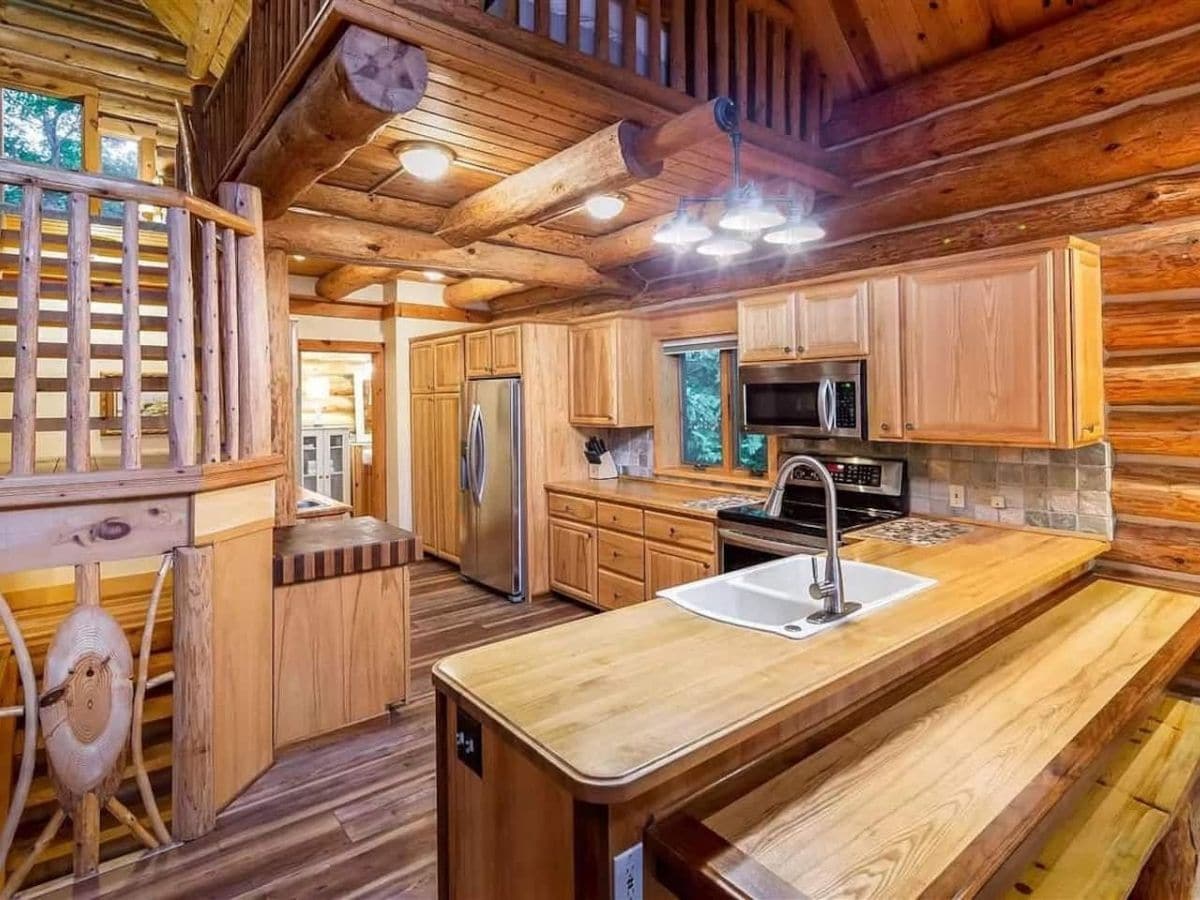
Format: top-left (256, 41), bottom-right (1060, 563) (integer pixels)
top-left (398, 143), bottom-right (455, 181)
top-left (763, 219), bottom-right (825, 246)
top-left (696, 236), bottom-right (752, 258)
top-left (653, 211), bottom-right (712, 247)
top-left (719, 196), bottom-right (785, 232)
top-left (423, 270), bottom-right (446, 282)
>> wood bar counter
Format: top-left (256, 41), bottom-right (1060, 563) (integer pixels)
top-left (430, 525), bottom-right (1169, 899)
top-left (273, 517), bottom-right (421, 747)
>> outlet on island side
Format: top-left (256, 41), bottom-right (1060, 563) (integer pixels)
top-left (949, 485), bottom-right (966, 510)
top-left (612, 843), bottom-right (643, 900)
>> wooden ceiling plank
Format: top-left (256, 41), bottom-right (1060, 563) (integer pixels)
top-left (824, 0), bottom-right (1200, 145)
top-left (832, 28), bottom-right (1200, 181)
top-left (238, 26), bottom-right (429, 220)
top-left (267, 211), bottom-right (622, 291)
top-left (186, 0), bottom-right (238, 79)
top-left (0, 0), bottom-right (186, 67)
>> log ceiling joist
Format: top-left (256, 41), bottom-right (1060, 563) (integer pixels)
top-left (442, 278), bottom-right (526, 308)
top-left (823, 0), bottom-right (1200, 146)
top-left (267, 212), bottom-right (625, 293)
top-left (239, 26), bottom-right (430, 220)
top-left (183, 0), bottom-right (238, 79)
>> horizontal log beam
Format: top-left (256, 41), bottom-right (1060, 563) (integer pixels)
top-left (1107, 520), bottom-right (1200, 577)
top-left (435, 121), bottom-right (662, 247)
top-left (239, 27), bottom-right (429, 220)
top-left (1106, 356), bottom-right (1200, 405)
top-left (1112, 465), bottom-right (1200, 523)
top-left (1108, 409), bottom-right (1200, 457)
top-left (831, 30), bottom-right (1200, 181)
top-left (1104, 298), bottom-right (1200, 350)
top-left (267, 212), bottom-right (620, 292)
top-left (443, 278), bottom-right (526, 308)
top-left (1104, 244), bottom-right (1200, 295)
top-left (315, 265), bottom-right (397, 300)
top-left (824, 0), bottom-right (1200, 145)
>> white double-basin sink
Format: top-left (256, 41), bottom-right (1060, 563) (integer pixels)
top-left (659, 554), bottom-right (937, 640)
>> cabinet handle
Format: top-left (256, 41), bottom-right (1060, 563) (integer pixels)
top-left (880, 423), bottom-right (891, 432)
top-left (796, 344), bottom-right (805, 354)
top-left (1082, 422), bottom-right (1099, 434)
top-left (905, 423), bottom-right (915, 431)
top-left (782, 346), bottom-right (792, 354)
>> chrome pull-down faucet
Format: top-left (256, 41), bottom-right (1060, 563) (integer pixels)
top-left (763, 454), bottom-right (861, 624)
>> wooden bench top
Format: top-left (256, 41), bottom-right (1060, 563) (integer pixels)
top-left (647, 578), bottom-right (1200, 900)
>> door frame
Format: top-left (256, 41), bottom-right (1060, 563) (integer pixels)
top-left (298, 339), bottom-right (388, 520)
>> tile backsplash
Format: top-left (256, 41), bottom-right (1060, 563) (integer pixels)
top-left (781, 438), bottom-right (1113, 539)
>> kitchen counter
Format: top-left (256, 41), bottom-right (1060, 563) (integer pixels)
top-left (272, 515), bottom-right (421, 587)
top-left (434, 524), bottom-right (1106, 803)
top-left (544, 477), bottom-right (764, 520)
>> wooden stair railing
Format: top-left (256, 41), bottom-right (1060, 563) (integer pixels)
top-left (0, 158), bottom-right (272, 493)
top-left (481, 0), bottom-right (812, 139)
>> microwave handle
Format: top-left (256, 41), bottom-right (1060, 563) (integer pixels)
top-left (818, 379), bottom-right (836, 433)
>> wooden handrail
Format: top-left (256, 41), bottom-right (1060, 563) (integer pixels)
top-left (0, 160), bottom-right (256, 235)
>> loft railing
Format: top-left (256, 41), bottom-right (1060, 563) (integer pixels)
top-left (481, 0), bottom-right (810, 138)
top-left (0, 158), bottom-right (272, 495)
top-left (193, 0), bottom-right (333, 194)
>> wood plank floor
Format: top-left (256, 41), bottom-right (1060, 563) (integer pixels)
top-left (34, 560), bottom-right (591, 899)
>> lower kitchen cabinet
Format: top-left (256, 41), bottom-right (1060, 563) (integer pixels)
top-left (645, 543), bottom-right (715, 596)
top-left (548, 492), bottom-right (715, 608)
top-left (549, 518), bottom-right (596, 602)
top-left (411, 391), bottom-right (462, 562)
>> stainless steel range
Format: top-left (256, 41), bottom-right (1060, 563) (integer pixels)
top-left (717, 455), bottom-right (907, 573)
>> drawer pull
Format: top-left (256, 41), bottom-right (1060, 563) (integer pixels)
top-left (905, 423), bottom-right (915, 431)
top-left (880, 422), bottom-right (890, 432)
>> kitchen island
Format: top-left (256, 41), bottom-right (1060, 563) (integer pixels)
top-left (433, 525), bottom-right (1200, 899)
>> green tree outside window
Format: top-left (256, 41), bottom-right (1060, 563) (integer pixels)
top-left (1, 88), bottom-right (83, 210)
top-left (678, 348), bottom-right (768, 474)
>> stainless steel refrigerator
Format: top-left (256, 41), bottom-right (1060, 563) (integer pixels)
top-left (460, 377), bottom-right (526, 602)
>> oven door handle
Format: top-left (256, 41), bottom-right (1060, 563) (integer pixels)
top-left (817, 378), bottom-right (836, 433)
top-left (719, 529), bottom-right (813, 556)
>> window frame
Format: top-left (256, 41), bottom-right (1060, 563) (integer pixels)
top-left (659, 343), bottom-right (776, 486)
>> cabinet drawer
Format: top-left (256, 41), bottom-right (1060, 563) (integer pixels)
top-left (596, 501), bottom-right (643, 535)
top-left (597, 569), bottom-right (645, 610)
top-left (597, 528), bottom-right (644, 580)
top-left (645, 543), bottom-right (715, 596)
top-left (644, 511), bottom-right (715, 552)
top-left (548, 493), bottom-right (596, 524)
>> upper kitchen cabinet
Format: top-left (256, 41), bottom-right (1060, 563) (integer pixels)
top-left (738, 281), bottom-right (869, 364)
top-left (433, 335), bottom-right (464, 392)
top-left (867, 276), bottom-right (905, 441)
top-left (465, 326), bottom-right (523, 378)
top-left (411, 341), bottom-right (436, 394)
top-left (899, 241), bottom-right (1103, 448)
top-left (568, 317), bottom-right (653, 427)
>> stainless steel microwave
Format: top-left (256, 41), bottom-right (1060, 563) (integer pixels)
top-left (740, 360), bottom-right (866, 438)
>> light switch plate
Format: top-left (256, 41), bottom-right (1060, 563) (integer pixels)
top-left (613, 843), bottom-right (643, 900)
top-left (990, 495), bottom-right (1006, 509)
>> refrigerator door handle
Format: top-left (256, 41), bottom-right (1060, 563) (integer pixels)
top-left (466, 403), bottom-right (482, 505)
top-left (473, 405), bottom-right (487, 505)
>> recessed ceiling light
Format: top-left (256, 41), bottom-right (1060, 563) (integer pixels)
top-left (583, 194), bottom-right (625, 220)
top-left (423, 270), bottom-right (445, 282)
top-left (398, 142), bottom-right (455, 181)
top-left (290, 254), bottom-right (306, 262)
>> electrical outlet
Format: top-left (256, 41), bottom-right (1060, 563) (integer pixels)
top-left (990, 495), bottom-right (1006, 510)
top-left (612, 843), bottom-right (643, 900)
top-left (949, 485), bottom-right (966, 509)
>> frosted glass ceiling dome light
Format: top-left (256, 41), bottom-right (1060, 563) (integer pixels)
top-left (695, 235), bottom-right (752, 259)
top-left (652, 210), bottom-right (713, 247)
top-left (719, 193), bottom-right (785, 232)
top-left (398, 142), bottom-right (455, 181)
top-left (423, 270), bottom-right (446, 282)
top-left (583, 194), bottom-right (626, 220)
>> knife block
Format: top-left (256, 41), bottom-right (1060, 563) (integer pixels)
top-left (588, 452), bottom-right (619, 480)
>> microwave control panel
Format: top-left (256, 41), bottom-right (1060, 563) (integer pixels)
top-left (835, 381), bottom-right (857, 428)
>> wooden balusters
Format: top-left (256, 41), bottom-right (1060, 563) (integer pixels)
top-left (753, 11), bottom-right (767, 123)
top-left (567, 0), bottom-right (581, 51)
top-left (714, 0), bottom-right (730, 98)
top-left (535, 0), bottom-right (550, 37)
top-left (10, 186), bottom-right (42, 475)
top-left (771, 21), bottom-right (785, 132)
top-left (198, 220), bottom-right (221, 464)
top-left (789, 34), bottom-right (803, 138)
top-left (693, 0), bottom-right (709, 97)
top-left (622, 0), bottom-right (637, 71)
top-left (596, 0), bottom-right (610, 63)
top-left (166, 207), bottom-right (197, 467)
top-left (66, 192), bottom-right (91, 474)
top-left (648, 0), bottom-right (662, 84)
top-left (121, 200), bottom-right (142, 470)
top-left (219, 226), bottom-right (241, 461)
top-left (669, 0), bottom-right (686, 88)
top-left (735, 1), bottom-right (749, 112)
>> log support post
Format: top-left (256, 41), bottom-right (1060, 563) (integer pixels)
top-left (172, 545), bottom-right (215, 841)
top-left (266, 248), bottom-right (297, 525)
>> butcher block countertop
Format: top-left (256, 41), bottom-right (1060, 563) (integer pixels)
top-left (544, 477), bottom-right (764, 520)
top-left (647, 578), bottom-right (1200, 899)
top-left (433, 525), bottom-right (1108, 803)
top-left (273, 516), bottom-right (422, 586)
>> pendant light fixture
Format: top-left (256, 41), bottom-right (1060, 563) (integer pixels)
top-left (652, 98), bottom-right (824, 257)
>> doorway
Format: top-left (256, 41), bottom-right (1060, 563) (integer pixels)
top-left (297, 340), bottom-right (388, 519)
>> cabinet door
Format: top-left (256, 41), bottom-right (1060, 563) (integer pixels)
top-left (491, 325), bottom-right (522, 375)
top-left (903, 253), bottom-right (1055, 445)
top-left (568, 321), bottom-right (618, 425)
top-left (549, 519), bottom-right (596, 602)
top-left (867, 276), bottom-right (904, 441)
top-left (274, 580), bottom-right (346, 747)
top-left (410, 395), bottom-right (437, 551)
top-left (301, 432), bottom-right (320, 493)
top-left (434, 336), bottom-right (464, 391)
top-left (342, 567), bottom-right (409, 721)
top-left (1070, 248), bottom-right (1105, 444)
top-left (797, 280), bottom-right (869, 359)
top-left (737, 292), bottom-right (798, 363)
top-left (645, 544), bottom-right (714, 596)
top-left (434, 393), bottom-right (462, 563)
top-left (464, 331), bottom-right (492, 377)
top-left (327, 430), bottom-right (349, 503)
top-left (410, 342), bottom-right (436, 393)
